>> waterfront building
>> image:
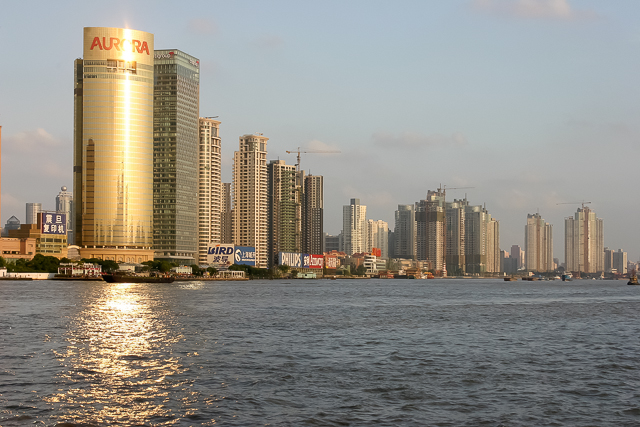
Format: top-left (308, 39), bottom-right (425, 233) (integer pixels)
top-left (511, 245), bottom-right (525, 270)
top-left (367, 219), bottom-right (389, 259)
top-left (153, 49), bottom-right (200, 264)
top-left (446, 198), bottom-right (467, 275)
top-left (56, 186), bottom-right (74, 245)
top-left (220, 183), bottom-right (232, 244)
top-left (302, 174), bottom-right (323, 255)
top-left (267, 160), bottom-right (301, 267)
top-left (323, 233), bottom-right (340, 253)
top-left (26, 203), bottom-right (41, 225)
top-left (524, 213), bottom-right (553, 272)
top-left (197, 118), bottom-right (222, 264)
top-left (564, 206), bottom-right (604, 273)
top-left (73, 27), bottom-right (155, 262)
top-left (426, 190), bottom-right (446, 273)
top-left (8, 221), bottom-right (68, 259)
top-left (613, 249), bottom-right (628, 274)
top-left (4, 216), bottom-right (21, 236)
top-left (342, 199), bottom-right (367, 255)
top-left (233, 134), bottom-right (268, 268)
top-left (465, 204), bottom-right (500, 274)
top-left (394, 204), bottom-right (415, 260)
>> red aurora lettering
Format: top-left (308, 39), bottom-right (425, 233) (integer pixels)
top-left (90, 37), bottom-right (150, 55)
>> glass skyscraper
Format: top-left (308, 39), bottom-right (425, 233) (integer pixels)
top-left (153, 50), bottom-right (200, 264)
top-left (73, 27), bottom-right (155, 262)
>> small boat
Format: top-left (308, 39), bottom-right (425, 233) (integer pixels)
top-left (504, 277), bottom-right (517, 281)
top-left (561, 274), bottom-right (572, 282)
top-left (628, 271), bottom-right (638, 286)
top-left (102, 273), bottom-right (175, 283)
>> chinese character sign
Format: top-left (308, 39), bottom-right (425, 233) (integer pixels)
top-left (235, 247), bottom-right (256, 266)
top-left (207, 243), bottom-right (235, 268)
top-left (41, 212), bottom-right (67, 235)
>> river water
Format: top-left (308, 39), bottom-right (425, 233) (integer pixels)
top-left (1, 279), bottom-right (639, 426)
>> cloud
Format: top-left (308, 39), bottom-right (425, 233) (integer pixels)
top-left (188, 18), bottom-right (217, 35)
top-left (470, 0), bottom-right (599, 21)
top-left (372, 131), bottom-right (468, 150)
top-left (4, 128), bottom-right (62, 154)
top-left (254, 34), bottom-right (285, 50)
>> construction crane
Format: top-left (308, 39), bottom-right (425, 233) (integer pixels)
top-left (557, 201), bottom-right (592, 209)
top-left (285, 147), bottom-right (341, 172)
top-left (438, 184), bottom-right (475, 198)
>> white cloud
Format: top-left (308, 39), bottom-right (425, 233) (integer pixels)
top-left (471, 0), bottom-right (599, 21)
top-left (4, 128), bottom-right (61, 154)
top-left (372, 131), bottom-right (467, 149)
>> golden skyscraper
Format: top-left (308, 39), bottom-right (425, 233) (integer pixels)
top-left (73, 27), bottom-right (155, 262)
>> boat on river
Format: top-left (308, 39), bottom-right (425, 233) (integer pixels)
top-left (628, 271), bottom-right (638, 286)
top-left (102, 273), bottom-right (175, 284)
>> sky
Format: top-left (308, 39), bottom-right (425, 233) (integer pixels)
top-left (1, 0), bottom-right (640, 261)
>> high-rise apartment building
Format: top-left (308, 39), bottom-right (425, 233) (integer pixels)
top-left (565, 206), bottom-right (604, 273)
top-left (56, 187), bottom-right (74, 245)
top-left (73, 27), bottom-right (155, 262)
top-left (267, 160), bottom-right (300, 267)
top-left (394, 204), bottom-right (415, 259)
top-left (511, 245), bottom-right (525, 270)
top-left (233, 134), bottom-right (268, 268)
top-left (153, 49), bottom-right (200, 264)
top-left (26, 203), bottom-right (42, 225)
top-left (605, 247), bottom-right (628, 274)
top-left (220, 183), bottom-right (232, 244)
top-left (524, 213), bottom-right (553, 272)
top-left (342, 198), bottom-right (367, 255)
top-left (323, 233), bottom-right (340, 253)
top-left (367, 219), bottom-right (389, 259)
top-left (446, 198), bottom-right (467, 275)
top-left (465, 204), bottom-right (500, 274)
top-left (197, 118), bottom-right (221, 264)
top-left (425, 190), bottom-right (445, 273)
top-left (302, 174), bottom-right (323, 255)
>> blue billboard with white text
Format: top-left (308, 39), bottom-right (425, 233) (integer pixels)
top-left (234, 246), bottom-right (256, 266)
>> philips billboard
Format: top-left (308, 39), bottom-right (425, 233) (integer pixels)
top-left (234, 246), bottom-right (256, 266)
top-left (279, 252), bottom-right (303, 268)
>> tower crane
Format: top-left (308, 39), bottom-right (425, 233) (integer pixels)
top-left (556, 201), bottom-right (592, 209)
top-left (285, 147), bottom-right (341, 172)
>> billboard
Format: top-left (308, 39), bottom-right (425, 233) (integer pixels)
top-left (279, 252), bottom-right (303, 268)
top-left (235, 246), bottom-right (256, 266)
top-left (309, 254), bottom-right (324, 269)
top-left (325, 256), bottom-right (338, 269)
top-left (207, 243), bottom-right (235, 269)
top-left (41, 212), bottom-right (67, 235)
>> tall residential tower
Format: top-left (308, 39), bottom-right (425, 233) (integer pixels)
top-left (197, 118), bottom-right (221, 264)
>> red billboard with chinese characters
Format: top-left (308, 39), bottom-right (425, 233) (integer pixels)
top-left (309, 254), bottom-right (324, 269)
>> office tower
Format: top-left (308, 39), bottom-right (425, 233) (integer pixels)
top-left (153, 49), bottom-right (200, 264)
top-left (524, 213), bottom-right (553, 272)
top-left (367, 219), bottom-right (389, 259)
top-left (446, 198), bottom-right (467, 275)
top-left (511, 245), bottom-right (524, 270)
top-left (604, 247), bottom-right (613, 272)
top-left (233, 134), bottom-right (268, 268)
top-left (220, 183), bottom-right (232, 243)
top-left (302, 174), bottom-right (323, 255)
top-left (342, 198), bottom-right (367, 255)
top-left (394, 204), bottom-right (415, 260)
top-left (56, 187), bottom-right (74, 245)
top-left (26, 203), bottom-right (42, 225)
top-left (613, 249), bottom-right (627, 274)
top-left (414, 200), bottom-right (427, 261)
top-left (465, 204), bottom-right (499, 274)
top-left (73, 27), bottom-right (155, 262)
top-left (323, 233), bottom-right (340, 252)
top-left (565, 206), bottom-right (604, 273)
top-left (196, 118), bottom-right (221, 264)
top-left (267, 160), bottom-right (300, 267)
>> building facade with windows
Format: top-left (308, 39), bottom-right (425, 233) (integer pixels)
top-left (197, 118), bottom-right (221, 264)
top-left (565, 207), bottom-right (604, 273)
top-left (342, 199), bottom-right (367, 255)
top-left (524, 213), bottom-right (553, 272)
top-left (73, 27), bottom-right (155, 262)
top-left (233, 134), bottom-right (268, 268)
top-left (153, 49), bottom-right (200, 264)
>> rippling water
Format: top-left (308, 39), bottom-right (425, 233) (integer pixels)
top-left (1, 279), bottom-right (640, 426)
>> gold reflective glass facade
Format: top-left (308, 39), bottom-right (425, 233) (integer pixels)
top-left (74, 27), bottom-right (154, 249)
